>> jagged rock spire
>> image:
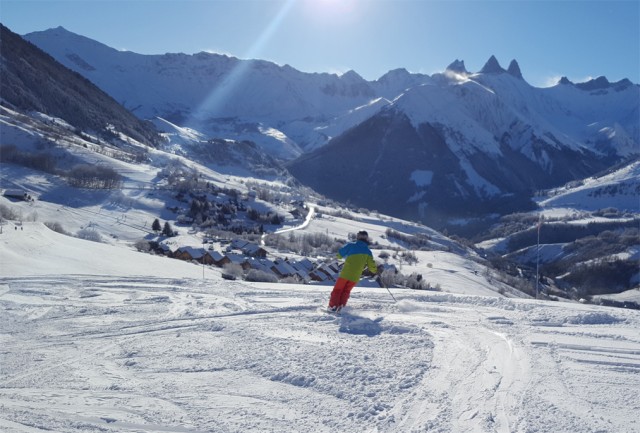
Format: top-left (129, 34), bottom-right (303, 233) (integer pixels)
top-left (480, 55), bottom-right (505, 74)
top-left (446, 59), bottom-right (468, 74)
top-left (576, 76), bottom-right (611, 91)
top-left (559, 76), bottom-right (573, 85)
top-left (507, 59), bottom-right (523, 79)
top-left (558, 76), bottom-right (632, 91)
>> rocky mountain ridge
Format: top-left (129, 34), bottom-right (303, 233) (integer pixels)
top-left (16, 26), bottom-right (640, 228)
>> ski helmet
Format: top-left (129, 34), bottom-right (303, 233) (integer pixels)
top-left (356, 231), bottom-right (369, 242)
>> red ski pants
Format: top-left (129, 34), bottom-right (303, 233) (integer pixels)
top-left (328, 277), bottom-right (358, 308)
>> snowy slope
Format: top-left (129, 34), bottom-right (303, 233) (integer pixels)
top-left (542, 79), bottom-right (640, 157)
top-left (23, 27), bottom-right (384, 155)
top-left (538, 158), bottom-right (640, 211)
top-left (24, 27), bottom-right (638, 163)
top-left (0, 222), bottom-right (216, 279)
top-left (2, 103), bottom-right (519, 299)
top-left (2, 80), bottom-right (639, 430)
top-left (2, 223), bottom-right (640, 433)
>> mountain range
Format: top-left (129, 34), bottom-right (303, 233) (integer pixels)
top-left (1, 24), bottom-right (638, 303)
top-left (10, 25), bottom-right (640, 229)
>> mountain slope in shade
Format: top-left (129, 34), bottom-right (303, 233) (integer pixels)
top-left (288, 69), bottom-right (629, 227)
top-left (0, 25), bottom-right (159, 147)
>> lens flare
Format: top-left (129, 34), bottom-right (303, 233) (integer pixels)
top-left (190, 0), bottom-right (297, 122)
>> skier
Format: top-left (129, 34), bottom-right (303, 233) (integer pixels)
top-left (328, 230), bottom-right (378, 312)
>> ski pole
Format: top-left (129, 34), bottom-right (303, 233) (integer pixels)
top-left (385, 286), bottom-right (397, 303)
top-left (376, 272), bottom-right (397, 303)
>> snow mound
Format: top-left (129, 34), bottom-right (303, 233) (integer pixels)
top-left (564, 311), bottom-right (625, 325)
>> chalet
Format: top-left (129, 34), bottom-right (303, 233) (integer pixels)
top-left (242, 242), bottom-right (267, 258)
top-left (270, 258), bottom-right (309, 282)
top-left (208, 250), bottom-right (230, 267)
top-left (289, 208), bottom-right (304, 219)
top-left (270, 258), bottom-right (298, 279)
top-left (201, 251), bottom-right (216, 266)
top-left (3, 189), bottom-right (33, 201)
top-left (292, 258), bottom-right (314, 273)
top-left (312, 261), bottom-right (341, 281)
top-left (287, 260), bottom-right (312, 282)
top-left (248, 258), bottom-right (276, 274)
top-left (309, 268), bottom-right (333, 283)
top-left (154, 243), bottom-right (174, 257)
top-left (231, 239), bottom-right (249, 250)
top-left (230, 239), bottom-right (267, 258)
top-left (173, 246), bottom-right (215, 265)
top-left (173, 246), bottom-right (198, 261)
top-left (225, 253), bottom-right (251, 271)
top-left (176, 215), bottom-right (194, 225)
top-left (328, 261), bottom-right (342, 274)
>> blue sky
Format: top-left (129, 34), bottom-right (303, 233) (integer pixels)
top-left (2, 0), bottom-right (638, 87)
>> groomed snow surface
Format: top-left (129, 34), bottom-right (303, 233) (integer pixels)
top-left (2, 223), bottom-right (640, 433)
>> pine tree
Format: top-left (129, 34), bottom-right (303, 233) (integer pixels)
top-left (162, 221), bottom-right (173, 237)
top-left (152, 218), bottom-right (162, 233)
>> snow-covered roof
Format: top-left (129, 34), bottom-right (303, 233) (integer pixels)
top-left (208, 250), bottom-right (225, 262)
top-left (248, 258), bottom-right (276, 273)
top-left (226, 253), bottom-right (249, 265)
top-left (176, 246), bottom-right (206, 259)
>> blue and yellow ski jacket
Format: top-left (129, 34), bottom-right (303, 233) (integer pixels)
top-left (337, 240), bottom-right (377, 282)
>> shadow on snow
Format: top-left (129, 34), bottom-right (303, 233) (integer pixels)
top-left (338, 313), bottom-right (383, 337)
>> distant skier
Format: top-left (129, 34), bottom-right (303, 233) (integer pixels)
top-left (328, 231), bottom-right (378, 312)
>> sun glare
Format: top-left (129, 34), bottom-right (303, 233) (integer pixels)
top-left (303, 0), bottom-right (359, 21)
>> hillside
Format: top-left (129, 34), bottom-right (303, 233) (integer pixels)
top-left (0, 25), bottom-right (159, 148)
top-left (539, 158), bottom-right (640, 211)
top-left (2, 222), bottom-right (640, 433)
top-left (465, 157), bottom-right (638, 300)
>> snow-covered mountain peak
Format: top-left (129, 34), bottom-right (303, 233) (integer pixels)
top-left (377, 68), bottom-right (412, 82)
top-left (480, 55), bottom-right (506, 74)
top-left (577, 76), bottom-right (614, 90)
top-left (340, 69), bottom-right (365, 81)
top-left (575, 76), bottom-right (637, 92)
top-left (387, 83), bottom-right (502, 156)
top-left (28, 26), bottom-right (116, 57)
top-left (556, 75), bottom-right (636, 92)
top-left (507, 59), bottom-right (523, 79)
top-left (558, 76), bottom-right (573, 86)
top-left (373, 68), bottom-right (433, 100)
top-left (446, 59), bottom-right (468, 74)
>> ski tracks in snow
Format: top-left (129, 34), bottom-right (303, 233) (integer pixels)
top-left (379, 304), bottom-right (532, 433)
top-left (2, 276), bottom-right (639, 433)
top-left (388, 298), bottom-right (640, 433)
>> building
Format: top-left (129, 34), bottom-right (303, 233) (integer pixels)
top-left (3, 189), bottom-right (33, 201)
